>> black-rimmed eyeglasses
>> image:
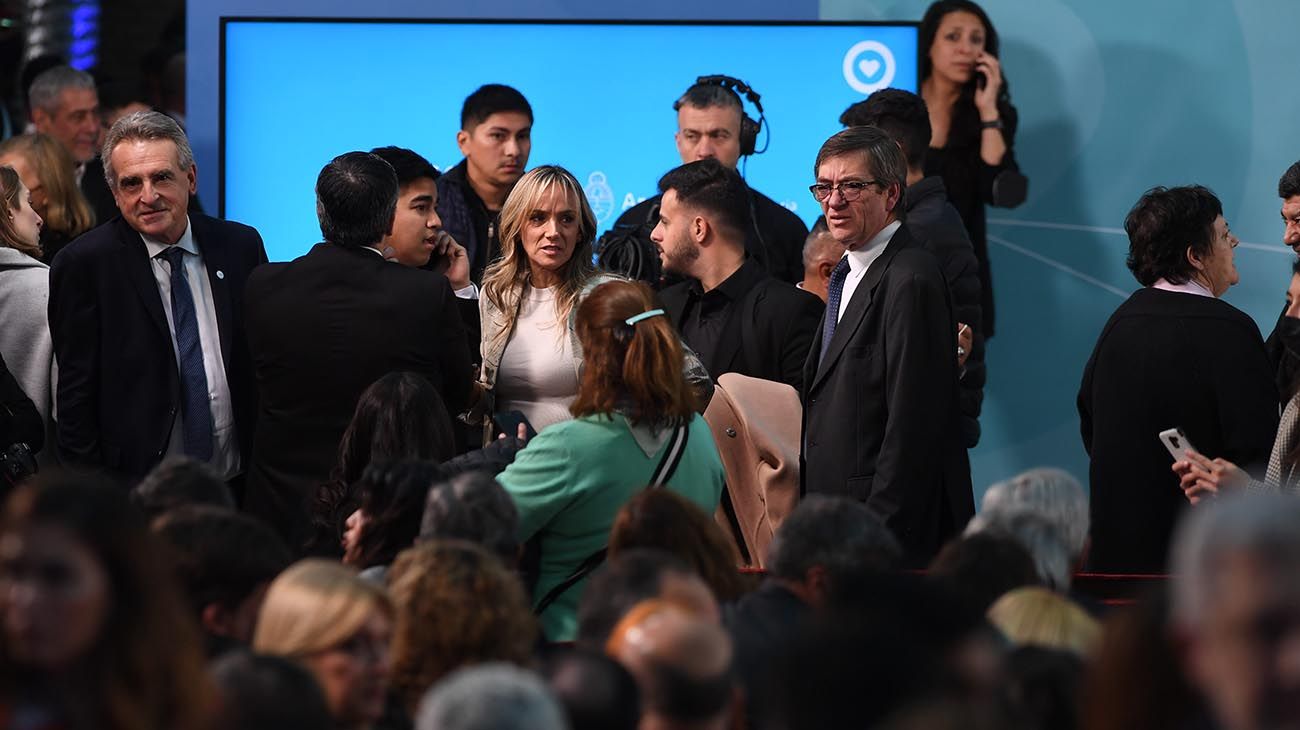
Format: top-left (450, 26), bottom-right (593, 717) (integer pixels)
top-left (809, 180), bottom-right (884, 202)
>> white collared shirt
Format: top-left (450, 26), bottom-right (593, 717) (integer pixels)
top-left (836, 220), bottom-right (902, 324)
top-left (143, 218), bottom-right (239, 479)
top-left (1152, 277), bottom-right (1215, 298)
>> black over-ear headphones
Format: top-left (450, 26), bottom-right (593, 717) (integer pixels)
top-left (690, 74), bottom-right (767, 157)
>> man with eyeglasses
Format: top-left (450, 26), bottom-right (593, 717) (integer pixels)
top-left (800, 126), bottom-right (973, 567)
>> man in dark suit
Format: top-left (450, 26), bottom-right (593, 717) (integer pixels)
top-left (841, 88), bottom-right (986, 448)
top-left (650, 159), bottom-right (823, 393)
top-left (801, 126), bottom-right (973, 565)
top-left (48, 111), bottom-right (266, 483)
top-left (243, 151), bottom-right (473, 543)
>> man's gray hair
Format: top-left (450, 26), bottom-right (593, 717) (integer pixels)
top-left (418, 471), bottom-right (519, 564)
top-left (972, 511), bottom-right (1073, 591)
top-left (1171, 493), bottom-right (1300, 628)
top-left (101, 110), bottom-right (194, 189)
top-left (415, 663), bottom-right (567, 730)
top-left (768, 495), bottom-right (901, 587)
top-left (28, 66), bottom-right (95, 115)
top-left (967, 467), bottom-right (1090, 562)
top-left (812, 125), bottom-right (908, 202)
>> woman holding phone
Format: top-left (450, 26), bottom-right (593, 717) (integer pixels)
top-left (919, 0), bottom-right (1027, 337)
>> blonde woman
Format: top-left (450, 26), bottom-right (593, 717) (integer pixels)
top-left (987, 586), bottom-right (1101, 656)
top-left (254, 560), bottom-right (395, 730)
top-left (474, 164), bottom-right (708, 442)
top-left (0, 133), bottom-right (95, 262)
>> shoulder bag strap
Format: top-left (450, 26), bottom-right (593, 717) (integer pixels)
top-left (533, 421), bottom-right (690, 615)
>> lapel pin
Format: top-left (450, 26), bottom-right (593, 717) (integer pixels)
top-left (216, 270), bottom-right (225, 280)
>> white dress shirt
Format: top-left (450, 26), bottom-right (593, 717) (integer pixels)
top-left (1152, 277), bottom-right (1215, 298)
top-left (836, 220), bottom-right (902, 324)
top-left (144, 218), bottom-right (239, 479)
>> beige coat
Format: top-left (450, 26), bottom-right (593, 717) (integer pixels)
top-left (704, 373), bottom-right (801, 567)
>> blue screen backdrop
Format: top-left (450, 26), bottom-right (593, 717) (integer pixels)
top-left (222, 19), bottom-right (917, 262)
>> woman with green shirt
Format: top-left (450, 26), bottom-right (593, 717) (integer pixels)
top-left (497, 279), bottom-right (725, 641)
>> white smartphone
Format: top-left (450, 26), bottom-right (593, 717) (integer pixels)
top-left (1158, 427), bottom-right (1196, 463)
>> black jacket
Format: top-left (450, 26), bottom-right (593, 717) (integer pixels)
top-left (243, 242), bottom-right (473, 542)
top-left (801, 225), bottom-right (972, 565)
top-left (924, 96), bottom-right (1025, 337)
top-left (48, 214), bottom-right (266, 480)
top-left (614, 184), bottom-right (809, 284)
top-left (1079, 288), bottom-right (1279, 572)
top-left (435, 160), bottom-right (500, 286)
top-left (904, 176), bottom-right (985, 447)
top-left (0, 350), bottom-right (43, 452)
top-left (659, 258), bottom-right (823, 394)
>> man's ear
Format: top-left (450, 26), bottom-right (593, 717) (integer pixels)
top-left (818, 260), bottom-right (836, 281)
top-left (30, 107), bottom-right (50, 132)
top-left (804, 564), bottom-right (830, 608)
top-left (692, 215), bottom-right (709, 245)
top-left (1186, 245), bottom-right (1207, 273)
top-left (455, 129), bottom-right (471, 157)
top-left (885, 182), bottom-right (902, 213)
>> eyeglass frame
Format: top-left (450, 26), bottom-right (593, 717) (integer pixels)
top-left (809, 179), bottom-right (887, 203)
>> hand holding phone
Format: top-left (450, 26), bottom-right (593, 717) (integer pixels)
top-left (1159, 427), bottom-right (1196, 463)
top-left (492, 410), bottom-right (537, 442)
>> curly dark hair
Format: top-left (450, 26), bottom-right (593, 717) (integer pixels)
top-left (1280, 160), bottom-right (1300, 200)
top-left (305, 371), bottom-right (455, 557)
top-left (1124, 185), bottom-right (1223, 287)
top-left (387, 540), bottom-right (537, 714)
top-left (608, 489), bottom-right (746, 603)
top-left (351, 460), bottom-right (443, 570)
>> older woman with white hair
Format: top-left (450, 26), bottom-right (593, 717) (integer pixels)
top-left (969, 468), bottom-right (1088, 560)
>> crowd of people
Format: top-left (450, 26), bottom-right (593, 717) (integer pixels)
top-left (3, 0), bottom-right (1300, 729)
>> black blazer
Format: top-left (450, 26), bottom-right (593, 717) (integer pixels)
top-left (48, 214), bottom-right (267, 480)
top-left (1078, 288), bottom-right (1279, 572)
top-left (904, 176), bottom-right (986, 448)
top-left (659, 260), bottom-right (824, 394)
top-left (801, 225), bottom-right (973, 565)
top-left (242, 242), bottom-right (473, 542)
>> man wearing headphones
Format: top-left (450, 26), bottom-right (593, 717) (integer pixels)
top-left (610, 77), bottom-right (809, 284)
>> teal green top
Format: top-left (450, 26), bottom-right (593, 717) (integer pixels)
top-left (497, 411), bottom-right (724, 641)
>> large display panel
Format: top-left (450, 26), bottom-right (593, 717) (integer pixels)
top-left (222, 19), bottom-right (918, 261)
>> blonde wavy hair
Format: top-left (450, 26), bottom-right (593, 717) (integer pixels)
top-left (0, 132), bottom-right (95, 238)
top-left (252, 559), bottom-right (393, 657)
top-left (987, 586), bottom-right (1101, 656)
top-left (481, 165), bottom-right (598, 347)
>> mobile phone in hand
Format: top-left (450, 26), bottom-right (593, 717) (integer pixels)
top-left (1158, 427), bottom-right (1196, 463)
top-left (492, 410), bottom-right (538, 441)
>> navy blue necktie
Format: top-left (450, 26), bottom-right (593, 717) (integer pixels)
top-left (158, 246), bottom-right (214, 460)
top-left (820, 257), bottom-right (852, 364)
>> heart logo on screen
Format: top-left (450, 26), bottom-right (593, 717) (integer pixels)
top-left (843, 40), bottom-right (897, 94)
top-left (858, 56), bottom-right (884, 81)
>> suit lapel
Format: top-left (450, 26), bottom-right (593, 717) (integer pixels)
top-left (809, 227), bottom-right (910, 392)
top-left (119, 219), bottom-right (172, 343)
top-left (193, 215), bottom-right (236, 369)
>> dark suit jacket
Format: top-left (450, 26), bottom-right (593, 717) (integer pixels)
top-left (242, 242), bottom-right (473, 542)
top-left (659, 259), bottom-right (824, 393)
top-left (1078, 288), bottom-right (1278, 572)
top-left (904, 176), bottom-right (986, 448)
top-left (48, 214), bottom-right (266, 480)
top-left (801, 225), bottom-right (973, 565)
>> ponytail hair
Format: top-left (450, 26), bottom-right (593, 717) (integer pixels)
top-left (571, 280), bottom-right (697, 425)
